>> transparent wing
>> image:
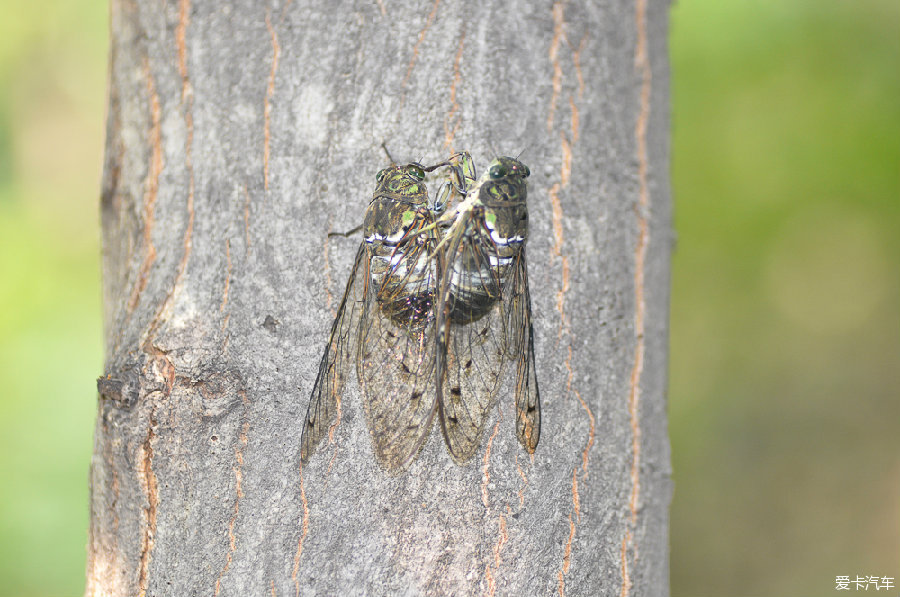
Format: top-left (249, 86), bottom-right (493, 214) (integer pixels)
top-left (358, 239), bottom-right (439, 473)
top-left (300, 244), bottom-right (368, 464)
top-left (435, 228), bottom-right (510, 464)
top-left (508, 248), bottom-right (540, 452)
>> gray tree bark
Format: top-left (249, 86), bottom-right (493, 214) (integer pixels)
top-left (87, 0), bottom-right (671, 595)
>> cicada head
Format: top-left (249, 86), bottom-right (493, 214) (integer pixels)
top-left (373, 163), bottom-right (429, 202)
top-left (477, 157), bottom-right (530, 244)
top-left (364, 164), bottom-right (432, 244)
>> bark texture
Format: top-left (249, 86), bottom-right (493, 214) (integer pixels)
top-left (87, 0), bottom-right (672, 595)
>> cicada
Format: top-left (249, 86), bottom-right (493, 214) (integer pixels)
top-left (300, 159), bottom-right (449, 470)
top-left (430, 155), bottom-right (541, 464)
top-left (301, 154), bottom-right (541, 473)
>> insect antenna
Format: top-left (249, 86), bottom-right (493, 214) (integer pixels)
top-left (380, 141), bottom-right (397, 165)
top-left (327, 224), bottom-right (363, 238)
top-left (487, 139), bottom-right (499, 160)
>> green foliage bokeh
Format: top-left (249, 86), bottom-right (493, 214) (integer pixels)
top-left (0, 1), bottom-right (107, 596)
top-left (0, 0), bottom-right (896, 595)
top-left (670, 1), bottom-right (899, 595)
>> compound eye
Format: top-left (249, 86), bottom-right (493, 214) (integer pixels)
top-left (522, 164), bottom-right (530, 177)
top-left (409, 165), bottom-right (425, 181)
top-left (376, 168), bottom-right (387, 182)
top-left (489, 164), bottom-right (507, 179)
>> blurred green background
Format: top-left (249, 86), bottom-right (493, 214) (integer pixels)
top-left (0, 1), bottom-right (107, 596)
top-left (0, 0), bottom-right (896, 595)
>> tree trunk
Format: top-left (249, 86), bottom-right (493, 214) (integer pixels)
top-left (87, 0), bottom-right (672, 595)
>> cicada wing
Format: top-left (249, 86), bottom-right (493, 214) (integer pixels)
top-left (509, 249), bottom-right (540, 452)
top-left (301, 244), bottom-right (369, 464)
top-left (358, 241), bottom-right (439, 473)
top-left (435, 231), bottom-right (509, 464)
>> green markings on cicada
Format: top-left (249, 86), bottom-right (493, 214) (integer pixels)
top-left (301, 152), bottom-right (541, 473)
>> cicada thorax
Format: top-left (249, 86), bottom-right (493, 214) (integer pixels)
top-left (363, 164), bottom-right (438, 333)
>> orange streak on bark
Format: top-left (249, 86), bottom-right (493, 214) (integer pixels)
top-left (264, 12), bottom-right (280, 191)
top-left (571, 467), bottom-right (580, 521)
top-left (292, 466), bottom-right (310, 597)
top-left (619, 531), bottom-right (633, 596)
top-left (621, 0), bottom-right (651, 594)
top-left (515, 452), bottom-right (529, 508)
top-left (443, 28), bottom-right (466, 153)
top-left (566, 347), bottom-right (595, 477)
top-left (401, 0), bottom-right (441, 90)
top-left (177, 0), bottom-right (194, 285)
top-left (481, 419), bottom-right (501, 509)
top-left (176, 0), bottom-right (190, 95)
top-left (560, 133), bottom-right (572, 187)
top-left (143, 0), bottom-right (194, 348)
top-left (484, 513), bottom-right (508, 596)
top-left (571, 34), bottom-right (587, 102)
top-left (215, 421), bottom-right (250, 596)
top-left (547, 2), bottom-right (565, 132)
top-left (568, 96), bottom-right (580, 144)
top-left (136, 411), bottom-right (158, 597)
top-left (129, 58), bottom-right (162, 313)
top-left (557, 512), bottom-right (575, 596)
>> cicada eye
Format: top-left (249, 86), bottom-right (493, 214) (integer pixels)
top-left (409, 165), bottom-right (425, 181)
top-left (489, 164), bottom-right (507, 179)
top-left (376, 169), bottom-right (387, 182)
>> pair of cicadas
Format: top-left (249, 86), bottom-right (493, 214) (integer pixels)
top-left (301, 152), bottom-right (540, 473)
